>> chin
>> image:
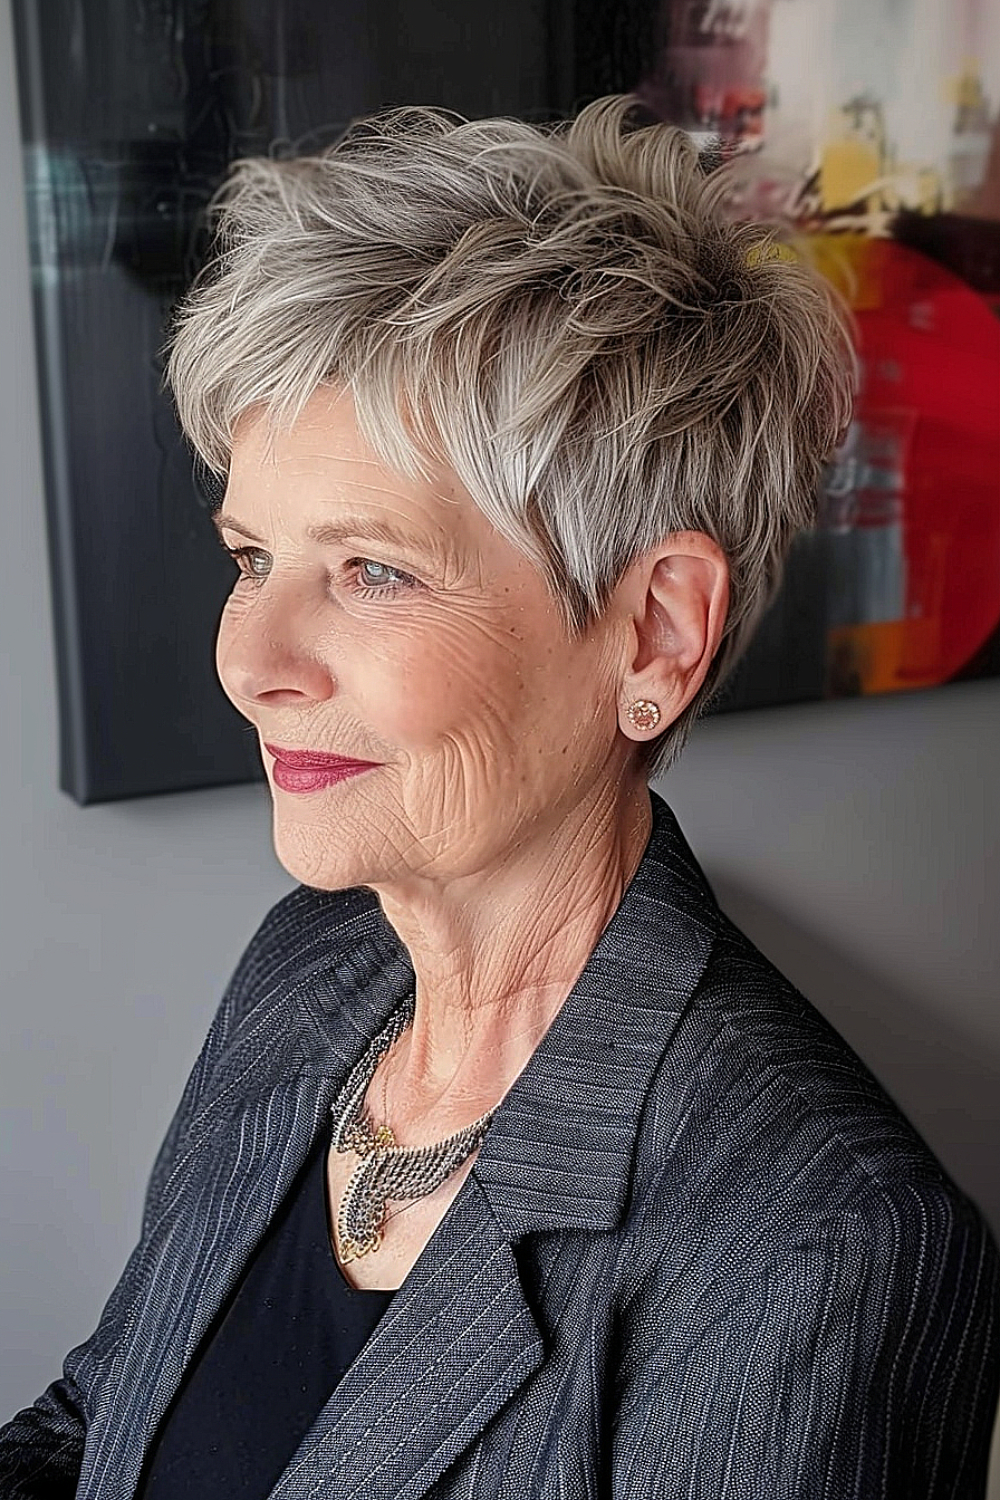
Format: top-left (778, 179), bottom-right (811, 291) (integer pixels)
top-left (270, 818), bottom-right (371, 894)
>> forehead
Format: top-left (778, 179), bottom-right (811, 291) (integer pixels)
top-left (227, 388), bottom-right (475, 547)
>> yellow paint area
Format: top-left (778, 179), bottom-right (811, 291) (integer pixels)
top-left (942, 64), bottom-right (986, 109)
top-left (820, 138), bottom-right (882, 213)
top-left (799, 233), bottom-right (882, 310)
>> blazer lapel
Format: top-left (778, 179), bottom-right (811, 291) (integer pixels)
top-left (267, 1171), bottom-right (545, 1500)
top-left (86, 1075), bottom-right (544, 1500)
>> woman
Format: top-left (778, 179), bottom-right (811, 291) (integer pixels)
top-left (2, 94), bottom-right (998, 1500)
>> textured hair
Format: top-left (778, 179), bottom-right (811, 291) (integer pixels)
top-left (165, 93), bottom-right (857, 780)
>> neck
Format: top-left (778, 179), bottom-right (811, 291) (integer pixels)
top-left (368, 776), bottom-right (653, 1130)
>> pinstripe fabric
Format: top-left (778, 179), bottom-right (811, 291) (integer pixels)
top-left (2, 787), bottom-right (998, 1499)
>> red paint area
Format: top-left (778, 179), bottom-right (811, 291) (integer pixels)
top-left (827, 237), bottom-right (1000, 687)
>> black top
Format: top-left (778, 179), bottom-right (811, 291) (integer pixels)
top-left (135, 1119), bottom-right (396, 1499)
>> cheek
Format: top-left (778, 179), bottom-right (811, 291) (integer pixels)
top-left (368, 611), bottom-right (535, 748)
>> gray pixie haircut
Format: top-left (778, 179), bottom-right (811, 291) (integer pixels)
top-left (165, 93), bottom-right (857, 780)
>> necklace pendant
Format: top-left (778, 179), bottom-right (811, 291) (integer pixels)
top-left (342, 1116), bottom-right (389, 1157)
top-left (329, 993), bottom-right (497, 1275)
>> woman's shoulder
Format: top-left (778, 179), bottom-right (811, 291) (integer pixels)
top-left (627, 906), bottom-right (992, 1276)
top-left (236, 881), bottom-right (372, 972)
top-left (217, 882), bottom-right (374, 1029)
top-left (165, 883), bottom-right (373, 1123)
top-left (609, 913), bottom-right (1000, 1500)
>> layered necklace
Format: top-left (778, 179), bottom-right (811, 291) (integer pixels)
top-left (328, 990), bottom-right (496, 1262)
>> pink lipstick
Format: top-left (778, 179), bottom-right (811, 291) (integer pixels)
top-left (264, 744), bottom-right (381, 794)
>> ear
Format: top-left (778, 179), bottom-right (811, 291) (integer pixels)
top-left (616, 531), bottom-right (730, 744)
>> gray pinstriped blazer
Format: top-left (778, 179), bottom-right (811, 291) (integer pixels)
top-left (2, 788), bottom-right (999, 1499)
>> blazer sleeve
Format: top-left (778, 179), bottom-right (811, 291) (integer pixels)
top-left (610, 1182), bottom-right (1000, 1499)
top-left (0, 1173), bottom-right (173, 1497)
top-left (0, 901), bottom-right (286, 1498)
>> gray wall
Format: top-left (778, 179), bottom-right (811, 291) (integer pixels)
top-left (1, 0), bottom-right (997, 1488)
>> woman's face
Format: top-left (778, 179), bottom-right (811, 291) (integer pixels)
top-left (215, 384), bottom-right (630, 892)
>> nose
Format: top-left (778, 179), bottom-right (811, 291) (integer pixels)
top-left (215, 585), bottom-right (336, 710)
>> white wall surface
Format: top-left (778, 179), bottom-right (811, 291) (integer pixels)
top-left (1, 0), bottom-right (997, 1489)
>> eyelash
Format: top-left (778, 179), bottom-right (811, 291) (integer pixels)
top-left (220, 545), bottom-right (418, 600)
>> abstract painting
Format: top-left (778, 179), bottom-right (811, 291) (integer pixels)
top-left (638, 0), bottom-right (1000, 710)
top-left (11, 0), bottom-right (999, 801)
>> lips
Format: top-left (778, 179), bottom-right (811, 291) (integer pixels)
top-left (264, 743), bottom-right (380, 770)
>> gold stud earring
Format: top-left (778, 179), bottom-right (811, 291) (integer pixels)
top-left (626, 699), bottom-right (661, 732)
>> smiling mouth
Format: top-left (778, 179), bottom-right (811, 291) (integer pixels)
top-left (264, 743), bottom-right (381, 770)
top-left (267, 758), bottom-right (379, 794)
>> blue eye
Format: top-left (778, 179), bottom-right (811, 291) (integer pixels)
top-left (220, 544), bottom-right (417, 599)
top-left (222, 545), bottom-right (270, 584)
top-left (352, 559), bottom-right (417, 598)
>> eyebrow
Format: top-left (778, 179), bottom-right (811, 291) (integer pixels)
top-left (211, 510), bottom-right (442, 557)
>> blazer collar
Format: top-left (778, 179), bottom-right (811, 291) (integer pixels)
top-left (89, 788), bottom-right (721, 1500)
top-left (286, 785), bottom-right (722, 1241)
